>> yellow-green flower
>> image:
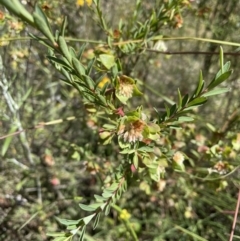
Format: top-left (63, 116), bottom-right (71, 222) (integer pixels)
top-left (119, 209), bottom-right (131, 220)
top-left (98, 76), bottom-right (110, 88)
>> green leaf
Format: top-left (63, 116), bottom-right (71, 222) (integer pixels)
top-left (193, 70), bottom-right (204, 97)
top-left (33, 12), bottom-right (55, 45)
top-left (175, 225), bottom-right (208, 241)
top-left (104, 204), bottom-right (111, 215)
top-left (164, 103), bottom-right (170, 117)
top-left (207, 70), bottom-right (232, 90)
top-left (99, 54), bottom-right (115, 69)
top-left (86, 57), bottom-right (96, 75)
top-left (83, 214), bottom-right (95, 225)
top-left (93, 213), bottom-right (101, 230)
top-left (69, 47), bottom-right (77, 59)
top-left (148, 123), bottom-right (160, 133)
top-left (186, 97), bottom-right (207, 107)
top-left (178, 116), bottom-right (194, 122)
top-left (58, 36), bottom-right (72, 63)
top-left (82, 75), bottom-right (95, 89)
top-left (202, 87), bottom-right (230, 97)
top-left (79, 226), bottom-right (86, 241)
top-left (47, 56), bottom-right (72, 70)
top-left (94, 194), bottom-right (107, 202)
top-left (105, 183), bottom-right (119, 192)
top-left (46, 232), bottom-right (66, 237)
top-left (133, 152), bottom-right (139, 169)
top-left (34, 4), bottom-right (51, 31)
top-left (177, 116), bottom-right (194, 122)
top-left (1, 126), bottom-right (18, 157)
top-left (169, 125), bottom-right (182, 129)
top-left (52, 237), bottom-right (69, 241)
top-left (177, 88), bottom-right (182, 109)
top-left (182, 94), bottom-right (189, 107)
top-left (138, 146), bottom-right (154, 152)
top-left (215, 61), bottom-right (231, 78)
top-left (169, 103), bottom-right (177, 117)
top-left (0, 0), bottom-right (34, 26)
top-left (18, 87), bottom-right (32, 108)
top-left (60, 16), bottom-right (67, 37)
top-left (79, 203), bottom-right (101, 212)
top-left (72, 57), bottom-right (86, 76)
top-left (77, 43), bottom-right (87, 60)
top-left (102, 191), bottom-right (113, 198)
top-left (120, 149), bottom-right (135, 154)
top-left (115, 92), bottom-right (129, 105)
top-left (67, 225), bottom-right (77, 230)
top-left (28, 33), bottom-right (54, 49)
top-left (55, 217), bottom-right (80, 226)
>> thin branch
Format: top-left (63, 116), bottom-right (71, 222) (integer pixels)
top-left (229, 189), bottom-right (240, 241)
top-left (144, 49), bottom-right (240, 56)
top-left (0, 116), bottom-right (76, 140)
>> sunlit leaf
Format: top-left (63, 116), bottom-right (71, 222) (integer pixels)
top-left (186, 97), bottom-right (207, 108)
top-left (99, 54), bottom-right (115, 69)
top-left (207, 70), bottom-right (232, 90)
top-left (55, 217), bottom-right (80, 226)
top-left (83, 214), bottom-right (95, 225)
top-left (202, 87), bottom-right (230, 97)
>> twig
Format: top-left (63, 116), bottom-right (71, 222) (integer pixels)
top-left (144, 49), bottom-right (240, 56)
top-left (0, 116), bottom-right (76, 140)
top-left (229, 189), bottom-right (240, 241)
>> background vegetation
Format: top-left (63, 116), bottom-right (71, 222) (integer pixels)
top-left (0, 0), bottom-right (240, 240)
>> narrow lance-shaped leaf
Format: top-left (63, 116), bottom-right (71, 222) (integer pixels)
top-left (79, 225), bottom-right (86, 241)
top-left (34, 4), bottom-right (52, 32)
top-left (169, 103), bottom-right (177, 117)
top-left (47, 56), bottom-right (72, 70)
top-left (79, 203), bottom-right (101, 212)
top-left (207, 70), bottom-right (232, 90)
top-left (202, 87), bottom-right (230, 97)
top-left (83, 214), bottom-right (96, 225)
top-left (28, 33), bottom-right (54, 49)
top-left (0, 0), bottom-right (34, 26)
top-left (46, 232), bottom-right (66, 237)
top-left (182, 94), bottom-right (189, 107)
top-left (33, 12), bottom-right (56, 45)
top-left (55, 217), bottom-right (80, 226)
top-left (58, 36), bottom-right (72, 63)
top-left (60, 16), bottom-right (67, 37)
top-left (177, 88), bottom-right (182, 109)
top-left (77, 43), bottom-right (87, 60)
top-left (93, 213), bottom-right (101, 230)
top-left (52, 237), bottom-right (69, 241)
top-left (133, 152), bottom-right (139, 169)
top-left (86, 57), bottom-right (96, 75)
top-left (193, 70), bottom-right (204, 97)
top-left (186, 97), bottom-right (207, 108)
top-left (72, 57), bottom-right (86, 76)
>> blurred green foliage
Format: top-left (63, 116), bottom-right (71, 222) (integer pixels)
top-left (0, 0), bottom-right (239, 240)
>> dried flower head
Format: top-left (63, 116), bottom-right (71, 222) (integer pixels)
top-left (173, 151), bottom-right (184, 165)
top-left (118, 120), bottom-right (145, 143)
top-left (117, 76), bottom-right (134, 98)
